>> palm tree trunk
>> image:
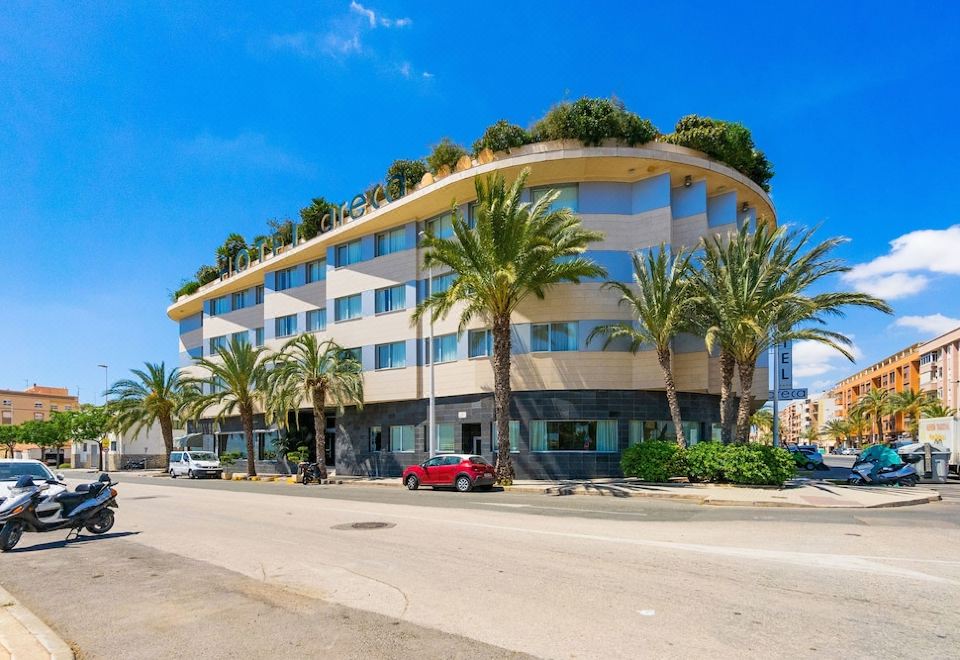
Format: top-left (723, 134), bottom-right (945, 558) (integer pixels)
top-left (159, 413), bottom-right (174, 469)
top-left (492, 314), bottom-right (515, 485)
top-left (656, 347), bottom-right (686, 447)
top-left (719, 348), bottom-right (736, 444)
top-left (312, 385), bottom-right (328, 480)
top-left (735, 361), bottom-right (756, 442)
top-left (241, 405), bottom-right (256, 477)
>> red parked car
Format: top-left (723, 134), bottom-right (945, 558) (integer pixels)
top-left (402, 454), bottom-right (496, 492)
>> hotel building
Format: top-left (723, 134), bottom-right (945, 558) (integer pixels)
top-left (167, 142), bottom-right (774, 478)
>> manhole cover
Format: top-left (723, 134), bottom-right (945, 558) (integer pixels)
top-left (331, 521), bottom-right (396, 531)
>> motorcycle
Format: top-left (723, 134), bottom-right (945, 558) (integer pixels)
top-left (123, 458), bottom-right (146, 470)
top-left (0, 473), bottom-right (119, 551)
top-left (298, 461), bottom-right (324, 485)
top-left (847, 454), bottom-right (921, 487)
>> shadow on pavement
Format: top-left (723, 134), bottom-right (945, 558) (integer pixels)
top-left (9, 530), bottom-right (141, 553)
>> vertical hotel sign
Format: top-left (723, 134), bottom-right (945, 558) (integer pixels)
top-left (777, 340), bottom-right (793, 390)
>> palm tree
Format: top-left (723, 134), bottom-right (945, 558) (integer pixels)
top-left (750, 408), bottom-right (773, 443)
top-left (701, 223), bottom-right (891, 442)
top-left (845, 407), bottom-right (870, 447)
top-left (890, 388), bottom-right (928, 439)
top-left (823, 418), bottom-right (848, 448)
top-left (185, 337), bottom-right (271, 477)
top-left (588, 246), bottom-right (694, 447)
top-left (802, 425), bottom-right (821, 444)
top-left (854, 388), bottom-right (891, 444)
top-left (922, 401), bottom-right (957, 419)
top-left (412, 168), bottom-right (606, 484)
top-left (107, 362), bottom-right (188, 469)
top-left (270, 334), bottom-right (364, 479)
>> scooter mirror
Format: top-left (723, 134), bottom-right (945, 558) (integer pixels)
top-left (56, 473), bottom-right (65, 481)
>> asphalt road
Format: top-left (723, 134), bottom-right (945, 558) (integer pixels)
top-left (2, 474), bottom-right (959, 659)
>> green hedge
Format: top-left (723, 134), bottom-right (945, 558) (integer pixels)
top-left (686, 441), bottom-right (727, 482)
top-left (662, 115), bottom-right (773, 191)
top-left (622, 441), bottom-right (795, 486)
top-left (620, 441), bottom-right (686, 482)
top-left (720, 444), bottom-right (795, 486)
top-left (426, 138), bottom-right (467, 174)
top-left (472, 120), bottom-right (532, 156)
top-left (532, 97), bottom-right (659, 147)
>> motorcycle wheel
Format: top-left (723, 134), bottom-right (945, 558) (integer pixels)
top-left (0, 520), bottom-right (24, 552)
top-left (847, 475), bottom-right (864, 486)
top-left (301, 473), bottom-right (309, 485)
top-left (84, 509), bottom-right (115, 535)
top-left (901, 475), bottom-right (919, 487)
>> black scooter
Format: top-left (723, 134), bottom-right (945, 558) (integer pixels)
top-left (0, 473), bottom-right (119, 551)
top-left (298, 461), bottom-right (324, 485)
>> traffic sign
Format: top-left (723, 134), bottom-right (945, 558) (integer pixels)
top-left (768, 388), bottom-right (808, 401)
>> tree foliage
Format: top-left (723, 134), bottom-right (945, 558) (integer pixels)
top-left (531, 97), bottom-right (659, 147)
top-left (426, 138), bottom-right (467, 174)
top-left (195, 265), bottom-right (220, 285)
top-left (386, 159), bottom-right (427, 199)
top-left (299, 197), bottom-right (336, 240)
top-left (472, 120), bottom-right (532, 156)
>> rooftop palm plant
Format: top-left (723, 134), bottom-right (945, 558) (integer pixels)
top-left (413, 168), bottom-right (606, 484)
top-left (588, 246), bottom-right (694, 447)
top-left (185, 337), bottom-right (271, 477)
top-left (270, 334), bottom-right (364, 480)
top-left (853, 388), bottom-right (892, 444)
top-left (107, 362), bottom-right (189, 469)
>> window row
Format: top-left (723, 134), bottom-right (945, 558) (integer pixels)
top-left (209, 286), bottom-right (265, 316)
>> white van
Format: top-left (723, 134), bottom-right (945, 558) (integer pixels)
top-left (169, 451), bottom-right (222, 479)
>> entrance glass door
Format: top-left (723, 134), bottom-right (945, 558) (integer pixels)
top-left (461, 423), bottom-right (482, 455)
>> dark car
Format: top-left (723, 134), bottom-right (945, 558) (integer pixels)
top-left (402, 454), bottom-right (496, 493)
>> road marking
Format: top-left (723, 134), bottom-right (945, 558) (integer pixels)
top-left (477, 503), bottom-right (530, 508)
top-left (476, 502), bottom-right (649, 516)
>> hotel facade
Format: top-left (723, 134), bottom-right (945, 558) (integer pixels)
top-left (167, 142), bottom-right (774, 479)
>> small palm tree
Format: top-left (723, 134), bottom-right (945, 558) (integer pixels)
top-left (845, 407), bottom-right (870, 446)
top-left (107, 362), bottom-right (189, 469)
top-left (750, 408), bottom-right (773, 443)
top-left (186, 337), bottom-right (271, 477)
top-left (823, 418), bottom-right (848, 447)
top-left (923, 401), bottom-right (957, 419)
top-left (891, 389), bottom-right (928, 439)
top-left (589, 246), bottom-right (694, 447)
top-left (413, 168), bottom-right (606, 484)
top-left (271, 334), bottom-right (364, 479)
top-left (854, 388), bottom-right (891, 444)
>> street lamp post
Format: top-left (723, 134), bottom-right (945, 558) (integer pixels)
top-left (98, 364), bottom-right (110, 470)
top-left (419, 231), bottom-right (436, 458)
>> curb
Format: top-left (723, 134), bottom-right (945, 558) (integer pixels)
top-left (0, 584), bottom-right (74, 659)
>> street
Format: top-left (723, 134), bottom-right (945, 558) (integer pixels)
top-left (2, 475), bottom-right (959, 659)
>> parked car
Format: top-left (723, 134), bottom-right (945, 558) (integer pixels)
top-left (402, 454), bottom-right (496, 493)
top-left (0, 459), bottom-right (67, 502)
top-left (787, 445), bottom-right (826, 471)
top-left (168, 451), bottom-right (222, 479)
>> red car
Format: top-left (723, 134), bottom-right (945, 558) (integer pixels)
top-left (402, 454), bottom-right (496, 492)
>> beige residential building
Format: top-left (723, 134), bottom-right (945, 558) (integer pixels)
top-left (0, 385), bottom-right (78, 427)
top-left (918, 326), bottom-right (960, 411)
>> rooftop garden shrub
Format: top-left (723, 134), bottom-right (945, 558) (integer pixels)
top-left (426, 137), bottom-right (467, 174)
top-left (386, 159), bottom-right (428, 199)
top-left (195, 265), bottom-right (220, 286)
top-left (531, 97), bottom-right (659, 147)
top-left (171, 279), bottom-right (200, 302)
top-left (299, 197), bottom-right (336, 240)
top-left (215, 233), bottom-right (248, 270)
top-left (720, 443), bottom-right (795, 486)
top-left (686, 441), bottom-right (726, 482)
top-left (472, 120), bottom-right (532, 155)
top-left (620, 440), bottom-right (687, 482)
top-left (662, 114), bottom-right (774, 191)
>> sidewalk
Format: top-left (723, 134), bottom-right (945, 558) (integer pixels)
top-left (337, 476), bottom-right (942, 508)
top-left (0, 585), bottom-right (73, 659)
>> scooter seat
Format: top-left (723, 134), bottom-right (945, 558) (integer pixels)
top-left (53, 491), bottom-right (92, 505)
top-left (74, 483), bottom-right (105, 495)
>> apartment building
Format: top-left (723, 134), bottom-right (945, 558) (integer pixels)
top-left (0, 384), bottom-right (78, 427)
top-left (917, 325), bottom-right (960, 411)
top-left (167, 141), bottom-right (774, 479)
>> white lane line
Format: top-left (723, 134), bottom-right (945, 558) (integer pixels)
top-left (477, 502), bottom-right (648, 516)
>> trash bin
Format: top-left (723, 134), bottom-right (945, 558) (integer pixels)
top-left (897, 442), bottom-right (950, 484)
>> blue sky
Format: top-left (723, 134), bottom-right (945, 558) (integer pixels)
top-left (1, 1), bottom-right (958, 403)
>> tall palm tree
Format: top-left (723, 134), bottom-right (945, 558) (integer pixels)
top-left (270, 334), bottom-right (364, 479)
top-left (750, 408), bottom-right (773, 443)
top-left (891, 388), bottom-right (928, 439)
top-left (588, 246), bottom-right (694, 447)
top-left (107, 362), bottom-right (188, 469)
top-left (823, 418), bottom-right (848, 447)
top-left (922, 401), bottom-right (956, 419)
top-left (845, 407), bottom-right (870, 446)
top-left (186, 337), bottom-right (271, 476)
top-left (702, 223), bottom-right (891, 442)
top-left (413, 168), bottom-right (606, 484)
top-left (854, 388), bottom-right (891, 444)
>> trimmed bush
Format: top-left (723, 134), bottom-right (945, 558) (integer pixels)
top-left (620, 441), bottom-right (687, 482)
top-left (171, 279), bottom-right (200, 302)
top-left (686, 441), bottom-right (727, 482)
top-left (720, 444), bottom-right (795, 486)
top-left (386, 159), bottom-right (428, 199)
top-left (532, 97), bottom-right (659, 147)
top-left (662, 114), bottom-right (774, 191)
top-left (472, 120), bottom-right (532, 156)
top-left (58, 463), bottom-right (71, 470)
top-left (426, 138), bottom-right (467, 174)
top-left (195, 265), bottom-right (220, 285)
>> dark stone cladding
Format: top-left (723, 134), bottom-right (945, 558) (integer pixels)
top-left (336, 390), bottom-right (720, 480)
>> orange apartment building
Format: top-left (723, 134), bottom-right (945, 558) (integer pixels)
top-left (0, 384), bottom-right (79, 426)
top-left (830, 344), bottom-right (921, 443)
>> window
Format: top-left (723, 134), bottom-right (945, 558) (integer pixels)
top-left (376, 341), bottom-right (406, 370)
top-left (467, 202), bottom-right (478, 229)
top-left (334, 294), bottom-right (362, 322)
top-left (375, 285), bottom-right (406, 314)
top-left (210, 376), bottom-right (226, 394)
top-left (231, 331), bottom-right (249, 346)
top-left (491, 420), bottom-right (520, 453)
top-left (336, 240), bottom-right (362, 266)
top-left (531, 322), bottom-right (578, 352)
top-left (275, 314), bottom-right (297, 338)
top-left (34, 401), bottom-right (43, 409)
top-left (530, 420), bottom-right (617, 452)
top-left (255, 327), bottom-right (264, 347)
top-left (275, 267), bottom-right (295, 291)
top-left (921, 353), bottom-right (938, 365)
top-left (306, 259), bottom-right (326, 283)
top-left (208, 335), bottom-right (227, 355)
top-left (435, 423), bottom-right (455, 453)
top-left (34, 412), bottom-right (44, 420)
top-left (428, 333), bottom-right (457, 364)
top-left (306, 308), bottom-right (327, 332)
top-left (425, 213), bottom-right (454, 239)
top-left (210, 296), bottom-right (230, 316)
top-left (50, 404), bottom-right (58, 412)
top-left (1, 400), bottom-right (10, 406)
top-left (629, 420), bottom-right (701, 446)
top-left (369, 426), bottom-right (383, 452)
top-left (341, 347), bottom-right (362, 364)
top-left (376, 227), bottom-right (407, 256)
top-left (468, 329), bottom-right (493, 358)
top-left (64, 405), bottom-right (72, 411)
top-left (1, 411), bottom-right (11, 425)
top-left (255, 285), bottom-right (264, 305)
top-left (390, 425), bottom-right (414, 452)
top-left (231, 291), bottom-right (247, 310)
top-left (430, 272), bottom-right (455, 295)
top-left (531, 184), bottom-right (579, 212)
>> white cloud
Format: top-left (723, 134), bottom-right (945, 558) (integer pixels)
top-left (350, 1), bottom-right (411, 28)
top-left (792, 339), bottom-right (863, 379)
top-left (181, 132), bottom-right (316, 176)
top-left (894, 313), bottom-right (960, 337)
top-left (843, 224), bottom-right (960, 299)
top-left (268, 30), bottom-right (361, 58)
top-left (349, 1), bottom-right (376, 26)
top-left (422, 70), bottom-right (433, 79)
top-left (397, 61), bottom-right (411, 78)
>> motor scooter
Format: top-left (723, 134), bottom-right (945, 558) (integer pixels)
top-left (298, 461), bottom-right (324, 485)
top-left (0, 473), bottom-right (119, 551)
top-left (847, 455), bottom-right (920, 486)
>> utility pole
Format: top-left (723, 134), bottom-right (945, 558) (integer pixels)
top-left (771, 342), bottom-right (780, 447)
top-left (419, 231), bottom-right (436, 458)
top-left (98, 364), bottom-right (109, 470)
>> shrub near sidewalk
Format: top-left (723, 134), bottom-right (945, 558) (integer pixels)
top-left (720, 444), bottom-right (795, 486)
top-left (686, 442), bottom-right (727, 482)
top-left (622, 441), bottom-right (796, 486)
top-left (620, 441), bottom-right (687, 482)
